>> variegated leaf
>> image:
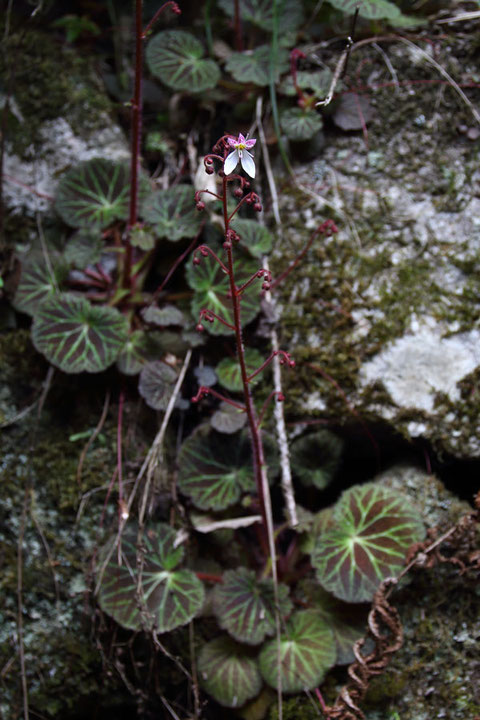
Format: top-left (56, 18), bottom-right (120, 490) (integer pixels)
top-left (259, 610), bottom-right (336, 693)
top-left (97, 523), bottom-right (204, 632)
top-left (213, 568), bottom-right (292, 645)
top-left (54, 159), bottom-right (152, 229)
top-left (311, 483), bottom-right (425, 602)
top-left (146, 30), bottom-right (220, 92)
top-left (142, 185), bottom-right (203, 241)
top-left (31, 293), bottom-right (128, 373)
top-left (198, 636), bottom-right (262, 708)
top-left (177, 426), bottom-right (255, 511)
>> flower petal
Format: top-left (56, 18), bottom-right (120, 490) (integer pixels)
top-left (245, 139), bottom-right (256, 149)
top-left (240, 150), bottom-right (255, 178)
top-left (227, 137), bottom-right (237, 147)
top-left (224, 149), bottom-right (239, 175)
top-left (238, 132), bottom-right (246, 144)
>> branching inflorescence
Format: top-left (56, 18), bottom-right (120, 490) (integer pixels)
top-left (191, 133), bottom-right (295, 530)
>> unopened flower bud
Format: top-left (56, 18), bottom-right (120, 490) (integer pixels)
top-left (254, 203), bottom-right (262, 212)
top-left (205, 157), bottom-right (213, 165)
top-left (223, 241), bottom-right (232, 250)
top-left (246, 197), bottom-right (253, 205)
top-left (262, 282), bottom-right (270, 291)
top-left (234, 187), bottom-right (243, 198)
top-left (277, 393), bottom-right (285, 401)
top-left (196, 323), bottom-right (204, 332)
top-left (205, 166), bottom-right (214, 175)
top-left (193, 256), bottom-right (200, 265)
top-left (289, 360), bottom-right (296, 368)
top-left (196, 201), bottom-right (205, 211)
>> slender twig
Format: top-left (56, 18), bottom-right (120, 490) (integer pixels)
top-left (76, 390), bottom-right (110, 486)
top-left (17, 486), bottom-right (30, 720)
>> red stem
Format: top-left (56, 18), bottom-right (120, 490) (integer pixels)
top-left (117, 389), bottom-right (124, 516)
top-left (222, 175), bottom-right (268, 531)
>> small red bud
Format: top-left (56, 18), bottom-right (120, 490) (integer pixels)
top-left (205, 167), bottom-right (214, 175)
top-left (244, 181), bottom-right (250, 189)
top-left (246, 197), bottom-right (253, 205)
top-left (278, 393), bottom-right (285, 402)
top-left (262, 282), bottom-right (270, 291)
top-left (205, 157), bottom-right (213, 165)
top-left (196, 201), bottom-right (205, 211)
top-left (289, 360), bottom-right (296, 368)
top-left (223, 241), bottom-right (232, 250)
top-left (234, 187), bottom-right (243, 198)
top-left (196, 323), bottom-right (204, 332)
top-left (254, 203), bottom-right (262, 212)
top-left (193, 256), bottom-right (200, 265)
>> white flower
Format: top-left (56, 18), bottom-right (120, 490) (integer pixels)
top-left (224, 133), bottom-right (257, 178)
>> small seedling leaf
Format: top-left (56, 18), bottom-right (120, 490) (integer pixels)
top-left (138, 360), bottom-right (178, 410)
top-left (218, 0), bottom-right (304, 32)
top-left (280, 107), bottom-right (323, 141)
top-left (226, 45), bottom-right (288, 87)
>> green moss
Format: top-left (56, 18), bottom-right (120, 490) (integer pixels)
top-left (1, 29), bottom-right (112, 156)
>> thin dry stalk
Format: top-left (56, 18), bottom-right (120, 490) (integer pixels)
top-left (76, 390), bottom-right (110, 486)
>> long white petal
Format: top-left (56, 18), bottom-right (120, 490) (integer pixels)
top-left (224, 149), bottom-right (239, 175)
top-left (241, 151), bottom-right (255, 178)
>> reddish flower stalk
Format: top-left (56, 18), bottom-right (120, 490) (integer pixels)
top-left (193, 135), bottom-right (295, 534)
top-left (191, 386), bottom-right (246, 412)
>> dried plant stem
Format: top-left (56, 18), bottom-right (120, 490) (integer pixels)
top-left (17, 487), bottom-right (30, 720)
top-left (76, 390), bottom-right (110, 486)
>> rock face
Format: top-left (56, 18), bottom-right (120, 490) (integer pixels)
top-left (273, 39), bottom-right (480, 458)
top-left (2, 29), bottom-right (129, 218)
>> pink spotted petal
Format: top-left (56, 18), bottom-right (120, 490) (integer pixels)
top-left (224, 149), bottom-right (239, 175)
top-left (237, 132), bottom-right (246, 144)
top-left (245, 138), bottom-right (256, 149)
top-left (227, 137), bottom-right (237, 147)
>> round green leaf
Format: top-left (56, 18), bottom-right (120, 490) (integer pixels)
top-left (186, 251), bottom-right (261, 336)
top-left (211, 401), bottom-right (247, 434)
top-left (280, 107), bottom-right (323, 141)
top-left (146, 30), bottom-right (220, 92)
top-left (64, 229), bottom-right (104, 268)
top-left (290, 430), bottom-right (343, 490)
top-left (13, 262), bottom-right (63, 316)
top-left (177, 426), bottom-right (256, 511)
top-left (278, 70), bottom-right (333, 98)
top-left (311, 483), bottom-right (426, 603)
top-left (142, 184), bottom-right (202, 241)
top-left (97, 523), bottom-right (205, 632)
top-left (116, 330), bottom-right (154, 375)
top-left (54, 159), bottom-right (152, 230)
top-left (31, 293), bottom-right (128, 373)
top-left (230, 218), bottom-right (273, 259)
top-left (301, 582), bottom-right (367, 665)
top-left (259, 610), bottom-right (336, 693)
top-left (139, 360), bottom-right (178, 410)
top-left (226, 45), bottom-right (288, 87)
top-left (141, 304), bottom-right (186, 327)
top-left (198, 636), bottom-right (262, 708)
top-left (213, 568), bottom-right (293, 645)
top-left (216, 348), bottom-right (264, 392)
top-left (326, 0), bottom-right (417, 22)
